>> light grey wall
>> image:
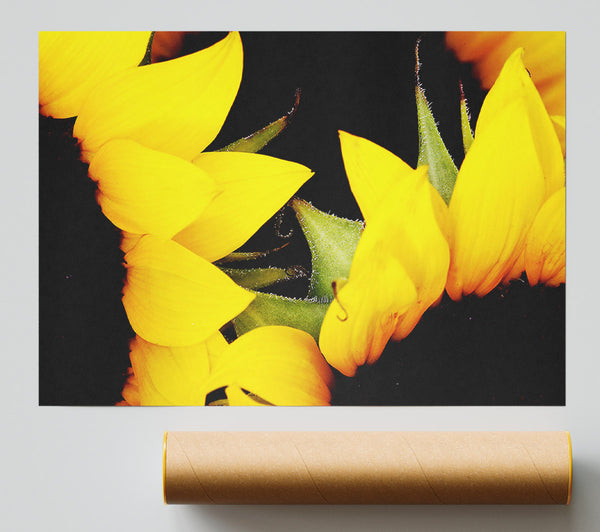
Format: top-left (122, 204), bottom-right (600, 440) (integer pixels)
top-left (4, 1), bottom-right (599, 530)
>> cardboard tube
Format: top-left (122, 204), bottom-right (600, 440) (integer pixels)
top-left (163, 431), bottom-right (572, 505)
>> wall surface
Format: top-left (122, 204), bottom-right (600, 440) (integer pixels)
top-left (4, 1), bottom-right (600, 530)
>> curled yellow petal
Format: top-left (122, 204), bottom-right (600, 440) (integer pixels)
top-left (525, 187), bottom-right (565, 287)
top-left (446, 31), bottom-right (565, 116)
top-left (74, 32), bottom-right (243, 163)
top-left (319, 233), bottom-right (417, 377)
top-left (338, 130), bottom-right (414, 224)
top-left (321, 138), bottom-right (448, 373)
top-left (122, 235), bottom-right (254, 346)
top-left (174, 152), bottom-right (313, 261)
top-left (39, 31), bottom-right (151, 118)
top-left (207, 326), bottom-right (334, 406)
top-left (89, 140), bottom-right (216, 238)
top-left (386, 168), bottom-right (450, 340)
top-left (447, 58), bottom-right (548, 300)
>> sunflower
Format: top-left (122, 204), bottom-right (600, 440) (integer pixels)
top-left (445, 48), bottom-right (564, 299)
top-left (40, 31), bottom-right (331, 405)
top-left (317, 48), bottom-right (565, 376)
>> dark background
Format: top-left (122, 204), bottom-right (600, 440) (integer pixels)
top-left (39, 32), bottom-right (565, 405)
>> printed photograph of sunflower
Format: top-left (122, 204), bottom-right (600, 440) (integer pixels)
top-left (39, 31), bottom-right (565, 406)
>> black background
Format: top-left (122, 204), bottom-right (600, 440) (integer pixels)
top-left (39, 32), bottom-right (565, 405)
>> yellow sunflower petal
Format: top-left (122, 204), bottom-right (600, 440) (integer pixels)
top-left (537, 78), bottom-right (566, 124)
top-left (488, 33), bottom-right (565, 117)
top-left (89, 139), bottom-right (216, 238)
top-left (205, 330), bottom-right (229, 362)
top-left (122, 235), bottom-right (254, 346)
top-left (338, 133), bottom-right (450, 307)
top-left (73, 32), bottom-right (243, 163)
top-left (501, 251), bottom-right (525, 285)
top-left (474, 49), bottom-right (564, 198)
top-left (551, 115), bottom-right (566, 157)
top-left (128, 333), bottom-right (225, 405)
top-left (525, 187), bottom-right (566, 287)
top-left (39, 31), bottom-right (151, 118)
top-left (429, 184), bottom-right (450, 240)
top-left (206, 326), bottom-right (334, 406)
top-left (338, 130), bottom-right (414, 224)
top-left (120, 231), bottom-right (143, 254)
top-left (447, 94), bottom-right (546, 300)
top-left (318, 157), bottom-right (445, 373)
top-left (383, 167), bottom-right (450, 340)
top-left (319, 237), bottom-right (417, 377)
top-left (174, 152), bottom-right (313, 261)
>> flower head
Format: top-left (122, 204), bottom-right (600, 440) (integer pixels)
top-left (318, 47), bottom-right (564, 376)
top-left (40, 32), bottom-right (324, 405)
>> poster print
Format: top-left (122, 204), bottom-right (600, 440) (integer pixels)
top-left (39, 32), bottom-right (565, 406)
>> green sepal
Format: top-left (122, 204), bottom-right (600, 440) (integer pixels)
top-left (460, 83), bottom-right (474, 155)
top-left (222, 266), bottom-right (307, 290)
top-left (415, 84), bottom-right (458, 205)
top-left (232, 291), bottom-right (329, 342)
top-left (138, 32), bottom-right (156, 66)
top-left (216, 89), bottom-right (300, 153)
top-left (214, 243), bottom-right (289, 264)
top-left (291, 198), bottom-right (363, 300)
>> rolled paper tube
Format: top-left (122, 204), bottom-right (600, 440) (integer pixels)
top-left (163, 431), bottom-right (572, 505)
